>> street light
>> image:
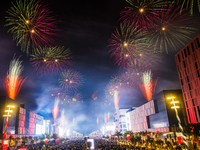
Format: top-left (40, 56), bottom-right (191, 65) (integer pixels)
top-left (2, 105), bottom-right (15, 149)
top-left (167, 96), bottom-right (188, 149)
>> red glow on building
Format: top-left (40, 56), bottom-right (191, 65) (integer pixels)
top-left (175, 34), bottom-right (200, 124)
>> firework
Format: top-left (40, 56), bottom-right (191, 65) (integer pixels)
top-left (96, 117), bottom-right (99, 125)
top-left (107, 112), bottom-right (110, 121)
top-left (120, 0), bottom-right (169, 31)
top-left (52, 97), bottom-right (60, 119)
top-left (59, 69), bottom-right (83, 91)
top-left (30, 46), bottom-right (72, 75)
top-left (148, 4), bottom-right (196, 53)
top-left (4, 56), bottom-right (27, 100)
top-left (138, 70), bottom-right (158, 101)
top-left (108, 22), bottom-right (148, 68)
top-left (104, 113), bottom-right (107, 124)
top-left (72, 93), bottom-right (82, 102)
top-left (176, 0), bottom-right (200, 15)
top-left (5, 0), bottom-right (60, 55)
top-left (60, 109), bottom-right (65, 126)
top-left (91, 91), bottom-right (98, 100)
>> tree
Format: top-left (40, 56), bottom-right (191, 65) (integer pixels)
top-left (114, 132), bottom-right (122, 140)
top-left (123, 131), bottom-right (134, 139)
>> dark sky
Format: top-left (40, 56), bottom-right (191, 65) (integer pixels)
top-left (0, 0), bottom-right (200, 135)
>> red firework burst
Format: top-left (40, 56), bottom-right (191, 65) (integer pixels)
top-left (4, 56), bottom-right (27, 100)
top-left (138, 70), bottom-right (158, 101)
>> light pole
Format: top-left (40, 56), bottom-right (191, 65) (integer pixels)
top-left (167, 96), bottom-right (188, 150)
top-left (2, 105), bottom-right (15, 149)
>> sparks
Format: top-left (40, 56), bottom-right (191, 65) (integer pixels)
top-left (4, 56), bottom-right (27, 100)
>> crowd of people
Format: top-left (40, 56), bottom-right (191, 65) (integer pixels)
top-left (6, 137), bottom-right (200, 150)
top-left (6, 138), bottom-right (136, 150)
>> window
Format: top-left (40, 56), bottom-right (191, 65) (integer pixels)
top-left (187, 46), bottom-right (190, 55)
top-left (185, 101), bottom-right (188, 108)
top-left (181, 51), bottom-right (184, 59)
top-left (197, 70), bottom-right (200, 77)
top-left (195, 62), bottom-right (198, 69)
top-left (179, 71), bottom-right (182, 78)
top-left (192, 99), bottom-right (195, 106)
top-left (184, 94), bottom-right (187, 100)
top-left (183, 61), bottom-right (186, 68)
top-left (197, 106), bottom-right (200, 118)
top-left (181, 79), bottom-right (183, 85)
top-left (184, 49), bottom-right (187, 57)
top-left (194, 107), bottom-right (199, 122)
top-left (178, 54), bottom-right (181, 62)
top-left (187, 76), bottom-right (190, 82)
top-left (119, 115), bottom-right (125, 118)
top-left (122, 124), bottom-right (126, 128)
top-left (191, 43), bottom-right (195, 52)
top-left (187, 109), bottom-right (191, 123)
top-left (188, 83), bottom-right (191, 90)
top-left (196, 38), bottom-right (200, 48)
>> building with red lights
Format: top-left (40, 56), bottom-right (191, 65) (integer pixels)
top-left (125, 90), bottom-right (188, 135)
top-left (175, 34), bottom-right (200, 124)
top-left (0, 96), bottom-right (46, 138)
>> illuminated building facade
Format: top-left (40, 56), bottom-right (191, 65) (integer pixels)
top-left (100, 122), bottom-right (116, 135)
top-left (0, 96), bottom-right (45, 137)
top-left (175, 34), bottom-right (200, 124)
top-left (114, 107), bottom-right (131, 133)
top-left (126, 90), bottom-right (187, 133)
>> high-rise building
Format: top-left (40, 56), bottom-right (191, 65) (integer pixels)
top-left (175, 34), bottom-right (200, 123)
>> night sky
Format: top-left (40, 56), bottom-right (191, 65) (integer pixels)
top-left (0, 0), bottom-right (200, 135)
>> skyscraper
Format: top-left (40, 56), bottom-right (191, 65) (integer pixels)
top-left (175, 34), bottom-right (200, 123)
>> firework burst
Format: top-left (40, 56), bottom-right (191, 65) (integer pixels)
top-left (104, 113), bottom-right (107, 124)
top-left (176, 0), bottom-right (200, 15)
top-left (72, 93), bottom-right (82, 102)
top-left (148, 4), bottom-right (196, 53)
top-left (59, 69), bottom-right (83, 91)
top-left (30, 46), bottom-right (72, 75)
top-left (4, 56), bottom-right (27, 100)
top-left (91, 91), bottom-right (98, 100)
top-left (108, 22), bottom-right (148, 68)
top-left (138, 70), bottom-right (158, 101)
top-left (120, 0), bottom-right (169, 31)
top-left (5, 0), bottom-right (60, 55)
top-left (107, 112), bottom-right (110, 121)
top-left (52, 96), bottom-right (60, 119)
top-left (96, 117), bottom-right (99, 124)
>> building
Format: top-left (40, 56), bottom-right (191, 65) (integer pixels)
top-left (0, 96), bottom-right (46, 137)
top-left (114, 107), bottom-right (132, 133)
top-left (125, 90), bottom-right (187, 134)
top-left (175, 34), bottom-right (200, 124)
top-left (100, 122), bottom-right (115, 135)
